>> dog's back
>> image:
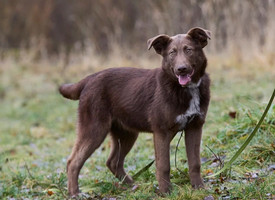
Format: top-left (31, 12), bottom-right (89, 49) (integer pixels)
top-left (60, 67), bottom-right (160, 131)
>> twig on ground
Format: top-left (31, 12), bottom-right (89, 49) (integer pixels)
top-left (205, 145), bottom-right (224, 170)
top-left (175, 131), bottom-right (185, 174)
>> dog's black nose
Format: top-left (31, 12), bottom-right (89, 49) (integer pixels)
top-left (177, 66), bottom-right (188, 73)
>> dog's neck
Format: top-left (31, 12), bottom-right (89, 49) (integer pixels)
top-left (175, 83), bottom-right (202, 130)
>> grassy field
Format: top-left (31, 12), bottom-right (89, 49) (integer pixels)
top-left (0, 55), bottom-right (274, 199)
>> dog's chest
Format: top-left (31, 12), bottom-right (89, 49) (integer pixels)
top-left (175, 87), bottom-right (201, 130)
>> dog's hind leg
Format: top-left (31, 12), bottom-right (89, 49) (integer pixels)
top-left (67, 109), bottom-right (111, 196)
top-left (106, 124), bottom-right (138, 184)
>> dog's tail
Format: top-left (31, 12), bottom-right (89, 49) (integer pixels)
top-left (59, 78), bottom-right (87, 100)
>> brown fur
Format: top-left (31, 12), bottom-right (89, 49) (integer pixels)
top-left (59, 27), bottom-right (211, 196)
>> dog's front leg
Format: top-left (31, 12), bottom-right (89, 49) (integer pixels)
top-left (153, 131), bottom-right (172, 193)
top-left (184, 125), bottom-right (204, 188)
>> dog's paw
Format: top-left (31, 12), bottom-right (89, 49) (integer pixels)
top-left (192, 183), bottom-right (204, 189)
top-left (191, 178), bottom-right (204, 189)
top-left (70, 192), bottom-right (91, 199)
top-left (122, 175), bottom-right (134, 185)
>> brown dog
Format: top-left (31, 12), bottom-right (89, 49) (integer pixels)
top-left (59, 27), bottom-right (211, 196)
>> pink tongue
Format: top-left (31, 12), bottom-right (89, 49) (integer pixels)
top-left (178, 75), bottom-right (191, 86)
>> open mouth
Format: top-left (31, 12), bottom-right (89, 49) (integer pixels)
top-left (176, 69), bottom-right (194, 86)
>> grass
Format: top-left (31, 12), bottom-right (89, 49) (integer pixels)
top-left (0, 55), bottom-right (274, 199)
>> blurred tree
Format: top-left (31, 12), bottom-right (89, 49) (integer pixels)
top-left (0, 0), bottom-right (274, 58)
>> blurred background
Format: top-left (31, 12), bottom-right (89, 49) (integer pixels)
top-left (1, 0), bottom-right (275, 66)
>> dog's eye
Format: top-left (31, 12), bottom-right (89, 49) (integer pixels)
top-left (169, 49), bottom-right (177, 56)
top-left (185, 48), bottom-right (192, 54)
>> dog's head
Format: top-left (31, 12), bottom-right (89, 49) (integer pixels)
top-left (147, 27), bottom-right (211, 87)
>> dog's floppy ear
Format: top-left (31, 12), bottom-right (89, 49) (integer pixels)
top-left (187, 27), bottom-right (211, 48)
top-left (147, 34), bottom-right (171, 54)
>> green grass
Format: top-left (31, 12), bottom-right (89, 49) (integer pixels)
top-left (0, 60), bottom-right (274, 199)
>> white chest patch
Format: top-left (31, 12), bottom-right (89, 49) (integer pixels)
top-left (175, 82), bottom-right (201, 129)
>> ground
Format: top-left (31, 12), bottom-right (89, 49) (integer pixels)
top-left (0, 55), bottom-right (274, 199)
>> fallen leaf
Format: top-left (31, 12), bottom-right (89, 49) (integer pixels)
top-left (9, 149), bottom-right (16, 155)
top-left (209, 161), bottom-right (219, 168)
top-left (268, 164), bottom-right (275, 171)
top-left (204, 195), bottom-right (215, 200)
top-left (204, 169), bottom-right (213, 175)
top-left (47, 190), bottom-right (53, 196)
top-left (258, 157), bottom-right (264, 163)
top-left (114, 182), bottom-right (119, 188)
top-left (31, 163), bottom-right (38, 168)
top-left (131, 185), bottom-right (138, 191)
top-left (229, 111), bottom-right (237, 119)
top-left (201, 157), bottom-right (210, 163)
top-left (215, 188), bottom-right (221, 194)
top-left (219, 175), bottom-right (225, 183)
